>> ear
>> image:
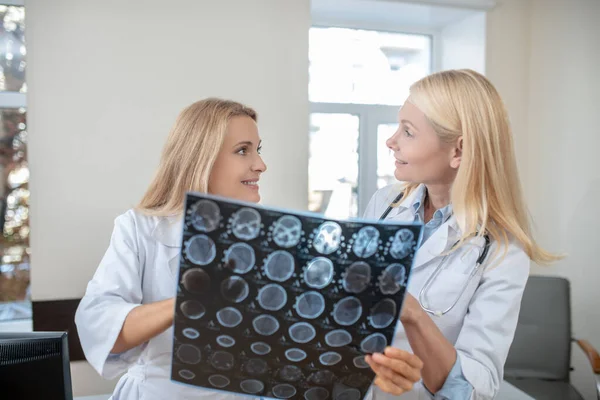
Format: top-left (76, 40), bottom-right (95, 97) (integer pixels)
top-left (450, 136), bottom-right (463, 169)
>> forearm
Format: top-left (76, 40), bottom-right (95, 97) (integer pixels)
top-left (403, 311), bottom-right (457, 393)
top-left (111, 298), bottom-right (175, 354)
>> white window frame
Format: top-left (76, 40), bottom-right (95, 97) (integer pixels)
top-left (309, 21), bottom-right (440, 216)
top-left (0, 0), bottom-right (28, 327)
top-left (0, 0), bottom-right (26, 109)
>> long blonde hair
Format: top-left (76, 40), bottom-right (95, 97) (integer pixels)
top-left (400, 69), bottom-right (560, 265)
top-left (137, 98), bottom-right (257, 216)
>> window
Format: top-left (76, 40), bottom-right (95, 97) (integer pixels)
top-left (308, 26), bottom-right (432, 218)
top-left (0, 3), bottom-right (28, 322)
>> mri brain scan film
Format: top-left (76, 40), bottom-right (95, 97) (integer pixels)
top-left (172, 193), bottom-right (422, 399)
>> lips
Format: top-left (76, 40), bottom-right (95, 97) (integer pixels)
top-left (242, 179), bottom-right (259, 186)
top-left (395, 159), bottom-right (407, 165)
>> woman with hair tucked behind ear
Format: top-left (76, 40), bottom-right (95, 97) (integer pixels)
top-left (75, 98), bottom-right (267, 400)
top-left (363, 69), bottom-right (561, 399)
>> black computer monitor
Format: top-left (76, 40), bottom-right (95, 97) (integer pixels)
top-left (0, 331), bottom-right (73, 400)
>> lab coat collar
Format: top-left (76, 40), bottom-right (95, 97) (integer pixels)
top-left (381, 184), bottom-right (425, 220)
top-left (384, 184), bottom-right (460, 270)
top-left (152, 215), bottom-right (183, 248)
top-left (412, 215), bottom-right (459, 270)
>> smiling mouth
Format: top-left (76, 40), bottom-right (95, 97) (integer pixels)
top-left (242, 180), bottom-right (259, 186)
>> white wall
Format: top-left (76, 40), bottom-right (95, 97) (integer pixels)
top-left (27, 0), bottom-right (309, 396)
top-left (526, 0), bottom-right (600, 349)
top-left (487, 0), bottom-right (600, 354)
top-left (440, 12), bottom-right (486, 73)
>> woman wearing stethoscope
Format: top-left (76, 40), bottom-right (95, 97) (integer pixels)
top-left (363, 69), bottom-right (561, 400)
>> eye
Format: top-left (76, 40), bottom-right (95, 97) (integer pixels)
top-left (404, 129), bottom-right (413, 138)
top-left (257, 145), bottom-right (263, 155)
top-left (236, 146), bottom-right (248, 155)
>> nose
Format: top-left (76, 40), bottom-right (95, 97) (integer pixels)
top-left (252, 154), bottom-right (267, 173)
top-left (386, 127), bottom-right (401, 152)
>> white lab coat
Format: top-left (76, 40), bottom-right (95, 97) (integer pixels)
top-left (75, 210), bottom-right (255, 400)
top-left (363, 184), bottom-right (530, 400)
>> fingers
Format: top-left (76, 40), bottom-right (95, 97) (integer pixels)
top-left (384, 346), bottom-right (424, 370)
top-left (374, 375), bottom-right (407, 396)
top-left (371, 352), bottom-right (421, 383)
top-left (365, 355), bottom-right (416, 393)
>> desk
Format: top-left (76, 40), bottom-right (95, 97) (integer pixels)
top-left (73, 381), bottom-right (534, 400)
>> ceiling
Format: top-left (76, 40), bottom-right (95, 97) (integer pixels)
top-left (311, 0), bottom-right (493, 31)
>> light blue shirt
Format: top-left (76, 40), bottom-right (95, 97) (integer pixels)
top-left (411, 185), bottom-right (474, 399)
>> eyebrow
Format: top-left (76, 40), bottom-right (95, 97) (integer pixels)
top-left (400, 119), bottom-right (419, 131)
top-left (233, 140), bottom-right (262, 148)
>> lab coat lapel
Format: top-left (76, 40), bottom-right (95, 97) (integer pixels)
top-left (152, 215), bottom-right (184, 278)
top-left (411, 216), bottom-right (459, 271)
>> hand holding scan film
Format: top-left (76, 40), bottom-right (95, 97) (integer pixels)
top-left (171, 193), bottom-right (423, 399)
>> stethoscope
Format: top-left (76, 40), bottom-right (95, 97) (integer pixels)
top-left (379, 191), bottom-right (491, 316)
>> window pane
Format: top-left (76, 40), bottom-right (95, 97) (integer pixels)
top-left (0, 6), bottom-right (26, 93)
top-left (377, 123), bottom-right (398, 189)
top-left (309, 113), bottom-right (359, 219)
top-left (0, 108), bottom-right (30, 321)
top-left (309, 27), bottom-right (431, 105)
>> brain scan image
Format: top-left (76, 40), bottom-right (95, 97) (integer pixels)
top-left (307, 370), bottom-right (336, 386)
top-left (216, 335), bottom-right (235, 348)
top-left (190, 200), bottom-right (221, 232)
top-left (332, 297), bottom-right (363, 326)
top-left (288, 322), bottom-right (316, 344)
top-left (360, 333), bottom-right (388, 354)
top-left (333, 383), bottom-right (362, 400)
top-left (257, 283), bottom-right (288, 311)
top-left (176, 344), bottom-right (202, 365)
top-left (285, 348), bottom-right (307, 362)
top-left (304, 387), bottom-right (329, 400)
top-left (180, 300), bottom-right (205, 320)
top-left (224, 243), bottom-right (256, 274)
top-left (240, 379), bottom-right (264, 394)
top-left (251, 342), bottom-right (271, 356)
top-left (231, 207), bottom-right (262, 241)
top-left (352, 226), bottom-right (380, 258)
top-left (294, 291), bottom-right (326, 319)
top-left (389, 228), bottom-right (415, 259)
top-left (319, 351), bottom-right (342, 366)
top-left (272, 383), bottom-right (297, 399)
top-left (245, 358), bottom-right (269, 376)
top-left (352, 356), bottom-right (369, 369)
top-left (220, 276), bottom-right (249, 303)
top-left (185, 235), bottom-right (216, 266)
top-left (216, 307), bottom-right (243, 328)
top-left (181, 268), bottom-right (211, 294)
top-left (264, 250), bottom-right (295, 282)
top-left (272, 215), bottom-right (302, 248)
top-left (369, 298), bottom-right (397, 329)
top-left (210, 350), bottom-right (235, 371)
top-left (278, 365), bottom-right (303, 382)
top-left (173, 193), bottom-right (422, 399)
top-left (182, 328), bottom-right (200, 340)
top-left (252, 314), bottom-right (280, 336)
top-left (178, 370), bottom-right (195, 380)
top-left (208, 374), bottom-right (230, 388)
top-left (312, 221), bottom-right (343, 255)
top-left (342, 262), bottom-right (371, 294)
top-left (324, 329), bottom-right (352, 348)
top-left (378, 263), bottom-right (407, 295)
top-left (303, 257), bottom-right (334, 289)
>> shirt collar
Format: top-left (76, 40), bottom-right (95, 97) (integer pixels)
top-left (411, 184), bottom-right (453, 223)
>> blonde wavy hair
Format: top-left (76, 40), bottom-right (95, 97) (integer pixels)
top-left (137, 98), bottom-right (257, 216)
top-left (397, 69), bottom-right (560, 265)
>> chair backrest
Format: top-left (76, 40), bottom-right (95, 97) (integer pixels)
top-left (504, 275), bottom-right (572, 381)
